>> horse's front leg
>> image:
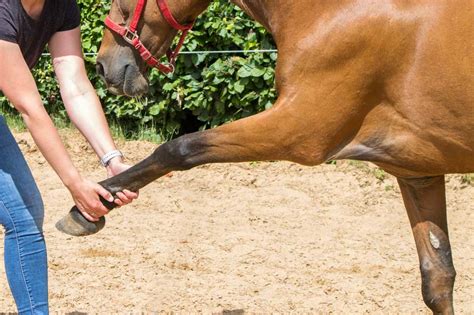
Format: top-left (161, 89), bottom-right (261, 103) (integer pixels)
top-left (57, 46), bottom-right (377, 236)
top-left (397, 176), bottom-right (456, 315)
top-left (55, 95), bottom-right (328, 236)
top-left (107, 103), bottom-right (329, 192)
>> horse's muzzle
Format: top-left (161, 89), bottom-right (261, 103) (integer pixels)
top-left (95, 58), bottom-right (149, 97)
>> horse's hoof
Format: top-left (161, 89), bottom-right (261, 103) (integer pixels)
top-left (55, 207), bottom-right (106, 236)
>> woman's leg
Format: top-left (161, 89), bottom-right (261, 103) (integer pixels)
top-left (0, 116), bottom-right (48, 314)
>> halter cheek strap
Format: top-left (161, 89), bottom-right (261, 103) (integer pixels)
top-left (105, 0), bottom-right (194, 74)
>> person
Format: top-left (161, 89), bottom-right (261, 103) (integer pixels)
top-left (0, 0), bottom-right (139, 313)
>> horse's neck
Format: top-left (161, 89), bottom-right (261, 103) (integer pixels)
top-left (231, 0), bottom-right (273, 33)
top-left (229, 1), bottom-right (353, 46)
top-left (229, 1), bottom-right (329, 42)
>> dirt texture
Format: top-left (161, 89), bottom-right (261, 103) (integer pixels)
top-left (0, 129), bottom-right (473, 314)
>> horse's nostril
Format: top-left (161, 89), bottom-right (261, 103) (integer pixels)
top-left (96, 61), bottom-right (105, 79)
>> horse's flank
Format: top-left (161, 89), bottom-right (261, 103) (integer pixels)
top-left (230, 0), bottom-right (474, 177)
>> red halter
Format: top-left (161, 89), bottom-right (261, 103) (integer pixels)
top-left (105, 0), bottom-right (194, 74)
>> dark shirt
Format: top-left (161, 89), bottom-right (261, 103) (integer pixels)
top-left (0, 0), bottom-right (80, 68)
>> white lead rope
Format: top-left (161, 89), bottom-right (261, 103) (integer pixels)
top-left (40, 49), bottom-right (278, 57)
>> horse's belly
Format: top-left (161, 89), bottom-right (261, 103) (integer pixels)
top-left (333, 102), bottom-right (474, 177)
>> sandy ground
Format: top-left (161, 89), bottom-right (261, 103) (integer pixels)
top-left (0, 129), bottom-right (472, 314)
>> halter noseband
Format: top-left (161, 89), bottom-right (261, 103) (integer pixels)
top-left (105, 0), bottom-right (194, 74)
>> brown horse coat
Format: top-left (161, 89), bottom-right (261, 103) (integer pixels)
top-left (58, 1), bottom-right (473, 313)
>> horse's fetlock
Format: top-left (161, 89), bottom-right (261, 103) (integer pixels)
top-left (420, 259), bottom-right (455, 282)
top-left (423, 291), bottom-right (453, 314)
top-left (420, 259), bottom-right (455, 313)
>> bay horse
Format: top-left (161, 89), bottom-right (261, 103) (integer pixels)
top-left (57, 0), bottom-right (473, 313)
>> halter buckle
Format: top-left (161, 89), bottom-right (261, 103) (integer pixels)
top-left (167, 63), bottom-right (175, 74)
top-left (123, 29), bottom-right (139, 45)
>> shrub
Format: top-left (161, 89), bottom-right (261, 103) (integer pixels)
top-left (0, 0), bottom-right (277, 141)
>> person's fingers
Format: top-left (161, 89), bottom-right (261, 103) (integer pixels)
top-left (116, 191), bottom-right (132, 204)
top-left (90, 185), bottom-right (113, 215)
top-left (95, 185), bottom-right (114, 203)
top-left (77, 206), bottom-right (99, 222)
top-left (91, 199), bottom-right (109, 216)
top-left (114, 198), bottom-right (124, 207)
top-left (123, 189), bottom-right (139, 199)
top-left (116, 191), bottom-right (130, 202)
top-left (80, 186), bottom-right (109, 216)
top-left (88, 213), bottom-right (100, 221)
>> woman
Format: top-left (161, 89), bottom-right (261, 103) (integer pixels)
top-left (0, 0), bottom-right (138, 313)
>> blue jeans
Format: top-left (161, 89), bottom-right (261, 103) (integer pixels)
top-left (0, 116), bottom-right (48, 314)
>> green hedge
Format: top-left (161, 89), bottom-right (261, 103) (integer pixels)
top-left (0, 0), bottom-right (277, 141)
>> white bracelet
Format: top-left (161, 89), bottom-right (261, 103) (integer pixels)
top-left (100, 150), bottom-right (124, 167)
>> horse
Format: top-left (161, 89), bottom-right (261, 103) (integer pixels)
top-left (56, 0), bottom-right (473, 313)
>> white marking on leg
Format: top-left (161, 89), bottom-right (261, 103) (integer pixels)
top-left (429, 230), bottom-right (440, 249)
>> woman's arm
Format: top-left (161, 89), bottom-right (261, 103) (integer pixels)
top-left (49, 28), bottom-right (137, 206)
top-left (0, 40), bottom-right (112, 221)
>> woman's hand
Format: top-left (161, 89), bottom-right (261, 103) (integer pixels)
top-left (67, 178), bottom-right (115, 222)
top-left (106, 159), bottom-right (139, 207)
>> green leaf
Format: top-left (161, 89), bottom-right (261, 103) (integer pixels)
top-left (251, 66), bottom-right (266, 77)
top-left (234, 79), bottom-right (246, 93)
top-left (24, 0), bottom-right (277, 141)
top-left (237, 64), bottom-right (253, 78)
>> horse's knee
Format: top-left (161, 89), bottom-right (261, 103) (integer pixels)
top-left (420, 257), bottom-right (456, 313)
top-left (152, 132), bottom-right (210, 170)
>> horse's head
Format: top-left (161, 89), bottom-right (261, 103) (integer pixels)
top-left (96, 0), bottom-right (210, 96)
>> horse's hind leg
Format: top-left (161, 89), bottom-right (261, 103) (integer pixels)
top-left (397, 176), bottom-right (456, 315)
